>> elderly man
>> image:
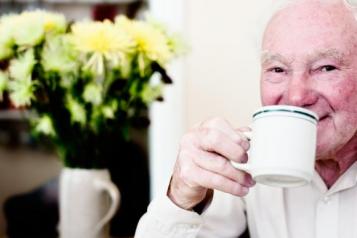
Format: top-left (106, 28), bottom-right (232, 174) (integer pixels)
top-left (135, 0), bottom-right (357, 237)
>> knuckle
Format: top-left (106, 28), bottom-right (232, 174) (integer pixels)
top-left (216, 157), bottom-right (230, 172)
top-left (181, 132), bottom-right (194, 143)
top-left (178, 149), bottom-right (191, 161)
top-left (180, 132), bottom-right (196, 147)
top-left (206, 117), bottom-right (227, 128)
top-left (203, 129), bottom-right (221, 147)
top-left (178, 164), bottom-right (194, 182)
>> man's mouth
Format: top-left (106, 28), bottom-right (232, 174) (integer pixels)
top-left (319, 115), bottom-right (328, 120)
top-left (318, 114), bottom-right (330, 122)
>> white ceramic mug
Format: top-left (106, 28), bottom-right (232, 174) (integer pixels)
top-left (231, 105), bottom-right (318, 187)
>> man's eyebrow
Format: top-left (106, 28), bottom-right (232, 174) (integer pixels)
top-left (260, 51), bottom-right (292, 66)
top-left (261, 49), bottom-right (349, 66)
top-left (306, 49), bottom-right (348, 65)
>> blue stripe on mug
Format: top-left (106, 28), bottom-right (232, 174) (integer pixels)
top-left (253, 108), bottom-right (318, 121)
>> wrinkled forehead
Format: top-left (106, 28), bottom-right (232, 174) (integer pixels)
top-left (261, 0), bottom-right (357, 61)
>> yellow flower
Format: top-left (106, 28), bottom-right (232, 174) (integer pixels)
top-left (71, 20), bottom-right (134, 75)
top-left (145, 15), bottom-right (188, 55)
top-left (115, 16), bottom-right (172, 68)
top-left (42, 12), bottom-right (66, 34)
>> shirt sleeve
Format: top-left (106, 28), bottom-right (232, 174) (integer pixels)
top-left (199, 190), bottom-right (247, 237)
top-left (135, 191), bottom-right (247, 238)
top-left (135, 194), bottom-right (203, 238)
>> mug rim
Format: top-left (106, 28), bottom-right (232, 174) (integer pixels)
top-left (253, 105), bottom-right (318, 121)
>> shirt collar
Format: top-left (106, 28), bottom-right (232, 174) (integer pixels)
top-left (312, 161), bottom-right (357, 195)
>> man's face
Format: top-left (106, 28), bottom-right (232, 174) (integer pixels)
top-left (261, 1), bottom-right (357, 159)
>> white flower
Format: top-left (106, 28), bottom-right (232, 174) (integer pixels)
top-left (41, 35), bottom-right (78, 74)
top-left (83, 83), bottom-right (103, 105)
top-left (102, 101), bottom-right (118, 119)
top-left (8, 49), bottom-right (36, 107)
top-left (12, 10), bottom-right (66, 47)
top-left (13, 17), bottom-right (44, 47)
top-left (66, 96), bottom-right (86, 125)
top-left (59, 74), bottom-right (75, 89)
top-left (0, 14), bottom-right (17, 59)
top-left (34, 115), bottom-right (56, 136)
top-left (8, 76), bottom-right (36, 107)
top-left (9, 49), bottom-right (36, 81)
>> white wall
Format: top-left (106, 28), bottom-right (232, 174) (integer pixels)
top-left (149, 0), bottom-right (187, 198)
top-left (148, 0), bottom-right (278, 198)
top-left (185, 1), bottom-right (265, 127)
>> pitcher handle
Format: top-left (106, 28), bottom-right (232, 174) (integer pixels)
top-left (94, 179), bottom-right (120, 233)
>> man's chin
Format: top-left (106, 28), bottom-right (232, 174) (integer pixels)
top-left (315, 143), bottom-right (333, 160)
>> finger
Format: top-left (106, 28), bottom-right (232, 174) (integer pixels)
top-left (196, 128), bottom-right (247, 162)
top-left (192, 149), bottom-right (255, 187)
top-left (236, 126), bottom-right (252, 132)
top-left (193, 166), bottom-right (250, 197)
top-left (202, 118), bottom-right (250, 150)
top-left (235, 130), bottom-right (251, 150)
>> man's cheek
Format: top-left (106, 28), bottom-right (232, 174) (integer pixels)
top-left (332, 79), bottom-right (357, 109)
top-left (260, 89), bottom-right (281, 106)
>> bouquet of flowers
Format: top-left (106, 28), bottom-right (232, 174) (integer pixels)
top-left (0, 10), bottom-right (183, 168)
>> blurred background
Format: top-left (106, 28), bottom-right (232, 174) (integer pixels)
top-left (0, 0), bottom-right (279, 237)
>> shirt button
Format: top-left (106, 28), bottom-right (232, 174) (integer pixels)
top-left (323, 196), bottom-right (330, 203)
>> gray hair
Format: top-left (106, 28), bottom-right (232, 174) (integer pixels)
top-left (252, 0), bottom-right (297, 58)
top-left (253, 0), bottom-right (357, 56)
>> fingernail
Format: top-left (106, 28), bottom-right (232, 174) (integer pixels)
top-left (240, 140), bottom-right (250, 151)
top-left (246, 175), bottom-right (256, 186)
top-left (241, 186), bottom-right (249, 195)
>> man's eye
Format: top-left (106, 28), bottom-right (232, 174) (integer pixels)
top-left (320, 65), bottom-right (337, 72)
top-left (268, 67), bottom-right (285, 73)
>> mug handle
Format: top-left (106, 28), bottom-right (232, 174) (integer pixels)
top-left (231, 131), bottom-right (253, 173)
top-left (94, 178), bottom-right (121, 233)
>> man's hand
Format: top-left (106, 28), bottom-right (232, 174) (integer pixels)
top-left (167, 117), bottom-right (255, 210)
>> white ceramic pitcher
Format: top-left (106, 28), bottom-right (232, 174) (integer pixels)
top-left (59, 168), bottom-right (120, 238)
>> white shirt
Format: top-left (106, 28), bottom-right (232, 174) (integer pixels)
top-left (135, 162), bottom-right (357, 238)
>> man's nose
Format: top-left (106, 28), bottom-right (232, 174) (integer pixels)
top-left (286, 75), bottom-right (318, 107)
